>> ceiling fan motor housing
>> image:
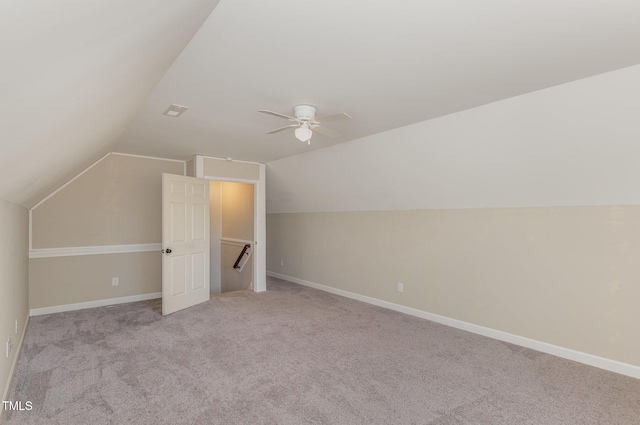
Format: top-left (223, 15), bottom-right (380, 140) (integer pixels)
top-left (294, 104), bottom-right (317, 121)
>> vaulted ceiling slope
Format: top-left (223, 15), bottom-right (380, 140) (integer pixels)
top-left (114, 0), bottom-right (640, 163)
top-left (0, 0), bottom-right (221, 207)
top-left (3, 1), bottom-right (640, 208)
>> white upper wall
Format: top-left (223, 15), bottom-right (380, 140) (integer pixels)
top-left (266, 65), bottom-right (640, 213)
top-left (0, 0), bottom-right (220, 207)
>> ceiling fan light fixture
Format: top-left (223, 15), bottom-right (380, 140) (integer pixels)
top-left (259, 104), bottom-right (349, 145)
top-left (295, 123), bottom-right (312, 142)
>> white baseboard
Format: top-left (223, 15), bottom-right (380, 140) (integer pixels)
top-left (267, 271), bottom-right (640, 380)
top-left (1, 312), bottom-right (30, 421)
top-left (30, 292), bottom-right (162, 316)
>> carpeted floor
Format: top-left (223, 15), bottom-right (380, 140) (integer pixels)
top-left (4, 277), bottom-right (640, 424)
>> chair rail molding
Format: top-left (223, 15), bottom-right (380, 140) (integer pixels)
top-left (29, 243), bottom-right (162, 258)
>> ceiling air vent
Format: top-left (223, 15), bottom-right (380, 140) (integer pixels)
top-left (163, 104), bottom-right (189, 118)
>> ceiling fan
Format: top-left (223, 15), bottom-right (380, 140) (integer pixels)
top-left (259, 105), bottom-right (350, 144)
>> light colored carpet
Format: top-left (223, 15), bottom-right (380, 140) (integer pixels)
top-left (5, 277), bottom-right (640, 424)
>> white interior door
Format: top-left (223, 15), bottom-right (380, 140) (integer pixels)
top-left (162, 173), bottom-right (210, 315)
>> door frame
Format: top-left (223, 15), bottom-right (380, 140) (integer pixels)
top-left (195, 159), bottom-right (266, 293)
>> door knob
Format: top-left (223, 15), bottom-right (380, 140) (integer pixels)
top-left (162, 248), bottom-right (172, 254)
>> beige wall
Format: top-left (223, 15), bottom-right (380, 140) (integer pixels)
top-left (267, 207), bottom-right (640, 367)
top-left (221, 182), bottom-right (254, 241)
top-left (0, 199), bottom-right (29, 404)
top-left (29, 153), bottom-right (184, 309)
top-left (32, 154), bottom-right (183, 248)
top-left (221, 182), bottom-right (254, 292)
top-left (29, 252), bottom-right (161, 309)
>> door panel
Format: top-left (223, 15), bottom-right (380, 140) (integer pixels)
top-left (191, 252), bottom-right (206, 290)
top-left (170, 255), bottom-right (187, 296)
top-left (192, 203), bottom-right (206, 241)
top-left (170, 203), bottom-right (186, 242)
top-left (162, 173), bottom-right (210, 315)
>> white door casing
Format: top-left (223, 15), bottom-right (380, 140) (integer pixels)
top-left (162, 173), bottom-right (210, 315)
top-left (194, 155), bottom-right (266, 293)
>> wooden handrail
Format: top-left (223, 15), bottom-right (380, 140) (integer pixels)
top-left (233, 244), bottom-right (251, 270)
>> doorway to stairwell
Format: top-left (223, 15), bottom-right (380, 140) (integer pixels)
top-left (209, 181), bottom-right (255, 294)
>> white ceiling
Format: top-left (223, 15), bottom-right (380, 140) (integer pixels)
top-left (115, 0), bottom-right (640, 162)
top-left (2, 0), bottom-right (640, 207)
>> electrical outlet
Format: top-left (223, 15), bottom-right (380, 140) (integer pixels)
top-left (397, 282), bottom-right (404, 293)
top-left (280, 259), bottom-right (284, 267)
top-left (15, 318), bottom-right (18, 333)
top-left (112, 277), bottom-right (119, 286)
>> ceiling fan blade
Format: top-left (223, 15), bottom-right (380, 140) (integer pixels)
top-left (314, 112), bottom-right (351, 123)
top-left (311, 125), bottom-right (341, 139)
top-left (258, 110), bottom-right (297, 121)
top-left (266, 124), bottom-right (298, 134)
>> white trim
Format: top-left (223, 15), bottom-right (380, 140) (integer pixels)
top-left (219, 237), bottom-right (253, 247)
top-left (1, 313), bottom-right (29, 420)
top-left (28, 209), bottom-right (32, 251)
top-left (203, 175), bottom-right (258, 184)
top-left (30, 292), bottom-right (162, 316)
top-left (254, 164), bottom-right (266, 292)
top-left (110, 152), bottom-right (186, 163)
top-left (193, 156), bottom-right (266, 294)
top-left (267, 271), bottom-right (640, 380)
top-left (194, 154), bottom-right (264, 165)
top-left (31, 152), bottom-right (111, 210)
top-left (29, 243), bottom-right (161, 259)
top-left (196, 155), bottom-right (204, 178)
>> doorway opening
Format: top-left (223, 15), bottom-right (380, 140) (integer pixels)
top-left (209, 181), bottom-right (255, 294)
